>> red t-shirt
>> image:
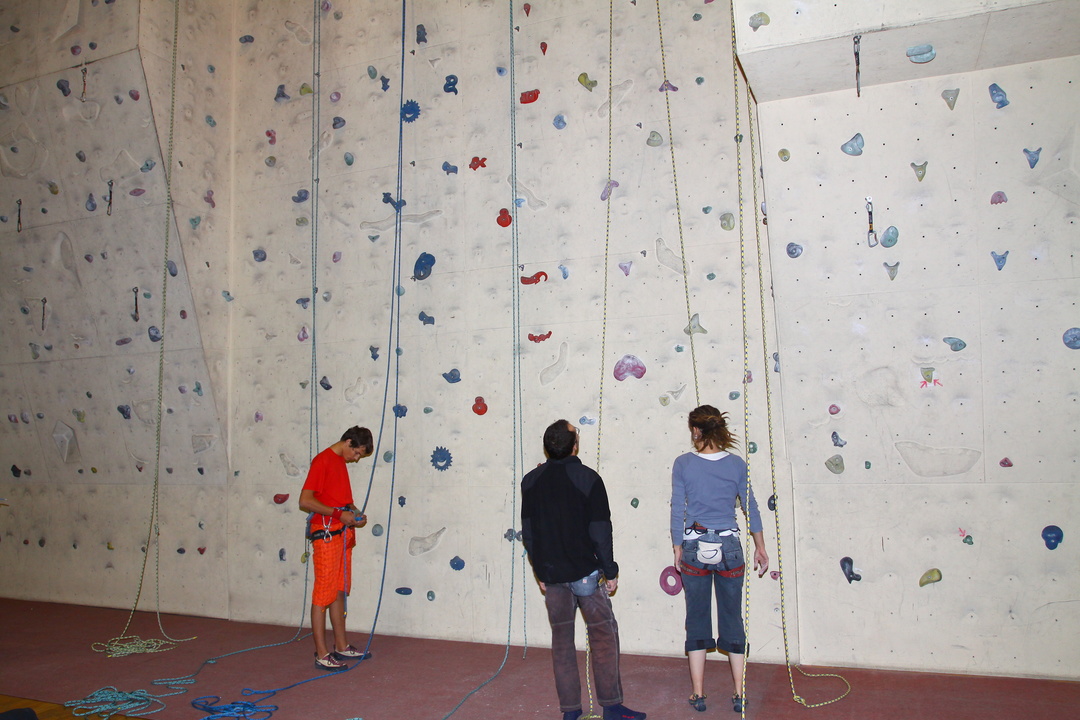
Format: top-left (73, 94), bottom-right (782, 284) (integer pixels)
top-left (302, 447), bottom-right (353, 531)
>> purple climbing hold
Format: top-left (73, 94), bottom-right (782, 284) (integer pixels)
top-left (297, 326), bottom-right (309, 342)
top-left (117, 405), bottom-right (131, 419)
top-left (115, 337), bottom-right (132, 346)
top-left (990, 191), bottom-right (1008, 205)
top-left (332, 251), bottom-right (342, 263)
top-left (292, 189), bottom-right (310, 203)
top-left (275, 84), bottom-right (289, 102)
top-left (330, 91), bottom-right (341, 103)
top-left (613, 354), bottom-right (646, 381)
top-left (1023, 147), bottom-right (1041, 169)
top-left (148, 326), bottom-right (162, 342)
top-left (167, 260), bottom-right (178, 277)
top-left (57, 79), bottom-right (71, 97)
top-left (11, 465), bottom-right (21, 478)
top-left (618, 261), bottom-right (632, 276)
top-left (239, 35), bottom-right (254, 44)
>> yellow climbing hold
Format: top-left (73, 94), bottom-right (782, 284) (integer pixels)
top-left (578, 72), bottom-right (598, 92)
top-left (919, 568), bottom-right (942, 587)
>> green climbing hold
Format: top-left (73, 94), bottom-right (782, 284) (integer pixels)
top-left (747, 441), bottom-right (758, 454)
top-left (825, 454), bottom-right (844, 474)
top-left (864, 461), bottom-right (871, 469)
top-left (423, 407), bottom-right (433, 414)
top-left (706, 272), bottom-right (716, 280)
top-left (630, 498), bottom-right (639, 508)
top-left (695, 77), bottom-right (704, 85)
top-left (963, 535), bottom-right (974, 545)
top-left (299, 83), bottom-right (313, 95)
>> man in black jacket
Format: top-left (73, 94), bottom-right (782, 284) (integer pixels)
top-left (521, 419), bottom-right (646, 720)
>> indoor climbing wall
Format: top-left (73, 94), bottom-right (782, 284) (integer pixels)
top-left (753, 43), bottom-right (1079, 679)
top-left (222, 0), bottom-right (789, 662)
top-left (0, 0), bottom-right (232, 617)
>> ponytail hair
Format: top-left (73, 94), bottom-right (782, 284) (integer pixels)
top-left (688, 404), bottom-right (738, 451)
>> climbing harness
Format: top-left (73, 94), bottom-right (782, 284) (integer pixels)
top-left (730, 0), bottom-right (851, 709)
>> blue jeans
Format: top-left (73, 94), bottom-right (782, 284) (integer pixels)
top-left (544, 581), bottom-right (624, 711)
top-left (682, 536), bottom-right (747, 654)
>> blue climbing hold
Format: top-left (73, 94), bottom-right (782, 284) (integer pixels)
top-left (988, 83), bottom-right (1009, 109)
top-left (401, 99), bottom-right (421, 123)
top-left (85, 194), bottom-right (97, 211)
top-left (416, 24), bottom-right (427, 44)
top-left (117, 405), bottom-right (131, 419)
top-left (497, 67), bottom-right (507, 76)
top-left (167, 260), bottom-right (178, 277)
top-left (553, 114), bottom-right (567, 130)
top-left (841, 133), bottom-right (864, 156)
top-left (881, 226), bottom-right (899, 248)
top-left (382, 192), bottom-right (406, 212)
top-left (991, 250), bottom-right (1008, 271)
top-left (418, 311), bottom-right (435, 325)
top-left (442, 369), bottom-right (461, 383)
top-left (559, 265), bottom-right (569, 279)
top-left (292, 189), bottom-right (309, 203)
top-left (332, 116), bottom-right (345, 129)
top-left (398, 496), bottom-right (406, 507)
top-left (141, 159), bottom-right (155, 172)
top-left (296, 297), bottom-right (310, 309)
top-left (831, 431), bottom-right (847, 448)
top-left (239, 35), bottom-right (254, 44)
top-left (431, 446), bottom-right (453, 471)
top-left (274, 84), bottom-right (289, 102)
top-left (393, 404), bottom-right (407, 418)
top-left (319, 376), bottom-right (332, 391)
top-left (253, 249), bottom-right (267, 262)
top-left (786, 243), bottom-right (803, 258)
top-left (443, 75), bottom-right (458, 95)
top-left (1063, 328), bottom-right (1080, 350)
top-left (413, 252), bottom-right (436, 280)
top-left (1023, 147), bottom-right (1041, 169)
top-left (370, 346), bottom-right (379, 360)
top-left (442, 161), bottom-right (458, 174)
top-left (380, 76), bottom-right (390, 91)
top-left (1042, 525), bottom-right (1064, 549)
top-left (449, 555), bottom-right (465, 570)
top-left (396, 587), bottom-right (413, 595)
top-left (148, 326), bottom-right (162, 342)
top-left (57, 79), bottom-right (71, 97)
top-left (943, 336), bottom-right (966, 352)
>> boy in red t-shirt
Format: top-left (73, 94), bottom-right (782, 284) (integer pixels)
top-left (299, 426), bottom-right (373, 670)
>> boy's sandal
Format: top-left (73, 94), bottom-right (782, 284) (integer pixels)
top-left (688, 694), bottom-right (707, 712)
top-left (314, 652), bottom-right (347, 671)
top-left (732, 694), bottom-right (746, 713)
top-left (332, 644), bottom-right (371, 661)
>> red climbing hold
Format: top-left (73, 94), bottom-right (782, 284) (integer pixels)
top-left (999, 457), bottom-right (1013, 467)
top-left (520, 271), bottom-right (548, 285)
top-left (473, 397), bottom-right (488, 415)
top-left (198, 547), bottom-right (207, 554)
top-left (470, 156), bottom-right (487, 170)
top-left (528, 331), bottom-right (552, 343)
top-left (497, 208), bottom-right (512, 227)
top-left (540, 42), bottom-right (548, 55)
top-left (520, 89), bottom-right (540, 104)
top-left (524, 3), bottom-right (531, 16)
top-left (273, 493), bottom-right (290, 504)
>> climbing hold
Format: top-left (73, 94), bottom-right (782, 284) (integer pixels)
top-left (601, 180), bottom-right (620, 201)
top-left (205, 115), bottom-right (217, 127)
top-left (748, 12), bottom-right (770, 31)
top-left (990, 191), bottom-right (1007, 205)
top-left (767, 495), bottom-right (776, 512)
top-left (841, 133), bottom-right (864, 156)
top-left (265, 156), bottom-right (276, 167)
top-left (880, 226), bottom-right (899, 248)
top-left (273, 493), bottom-right (289, 504)
top-left (720, 213), bottom-right (735, 231)
top-left (706, 273), bottom-right (716, 281)
top-left (1042, 525), bottom-right (1063, 549)
top-left (825, 455), bottom-right (845, 474)
top-left (702, 207), bottom-right (712, 214)
top-left (401, 100), bottom-right (421, 122)
top-left (418, 311), bottom-right (435, 325)
top-left (398, 496), bottom-right (406, 507)
top-left (520, 89), bottom-right (539, 104)
top-left (297, 326), bottom-right (309, 342)
top-left (524, 3), bottom-right (531, 16)
top-left (911, 161), bottom-right (927, 181)
top-left (239, 35), bottom-right (254, 44)
top-left (367, 65), bottom-right (378, 79)
top-left (831, 431), bottom-right (847, 448)
top-left (618, 261), bottom-right (632, 276)
top-left (695, 77), bottom-right (704, 85)
top-left (497, 208), bottom-right (512, 227)
top-left (117, 405), bottom-right (131, 420)
top-left (963, 535), bottom-right (974, 545)
top-left (919, 568), bottom-right (942, 587)
top-left (1063, 328), bottom-right (1080, 349)
top-left (646, 131), bottom-right (663, 147)
top-left (778, 148), bottom-right (790, 162)
top-left (296, 297), bottom-right (310, 309)
top-left (630, 498), bottom-right (639, 509)
top-left (579, 416), bottom-right (597, 426)
top-left (442, 369), bottom-right (461, 383)
top-left (540, 42), bottom-right (547, 55)
top-left (393, 404), bottom-right (407, 418)
top-left (747, 442), bottom-right (758, 454)
top-left (383, 451), bottom-right (394, 462)
top-left (658, 80), bottom-right (678, 92)
top-left (431, 446), bottom-right (453, 471)
top-left (443, 75), bottom-right (458, 94)
top-left (683, 313), bottom-right (707, 335)
top-left (372, 524), bottom-right (384, 536)
top-left (416, 23), bottom-right (427, 44)
top-left (884, 261), bottom-right (899, 280)
top-left (469, 156), bottom-right (487, 170)
top-left (274, 84), bottom-right (290, 102)
top-left (553, 114), bottom-right (567, 129)
top-left (659, 566), bottom-right (683, 596)
top-left (204, 190), bottom-right (216, 208)
top-left (496, 67), bottom-right (507, 76)
top-left (786, 243), bottom-right (803, 258)
top-left (413, 252), bottom-right (436, 280)
top-left (840, 556), bottom-right (861, 583)
top-left (395, 587), bottom-right (413, 596)
top-left (449, 556), bottom-right (465, 570)
top-left (57, 79), bottom-right (72, 97)
top-left (382, 192), bottom-right (406, 211)
top-left (906, 44), bottom-right (936, 63)
top-left (332, 116), bottom-right (346, 129)
top-left (472, 397), bottom-right (487, 415)
top-left (1023, 147), bottom-right (1041, 169)
top-left (528, 331), bottom-right (552, 343)
top-left (319, 376), bottom-right (332, 391)
top-left (988, 83), bottom-right (1009, 109)
top-left (442, 161), bottom-right (458, 174)
top-left (292, 189), bottom-right (310, 203)
top-left (370, 346), bottom-right (379, 360)
top-left (332, 251), bottom-right (342, 263)
top-left (578, 73), bottom-right (598, 91)
top-left (999, 457), bottom-right (1013, 467)
top-left (520, 271), bottom-right (548, 285)
top-left (427, 591), bottom-right (436, 601)
top-left (148, 326), bottom-right (163, 342)
top-left (613, 354), bottom-right (646, 381)
top-left (990, 250), bottom-right (1009, 270)
top-left (827, 404), bottom-right (840, 416)
top-left (941, 87), bottom-right (959, 110)
top-left (266, 129), bottom-right (277, 145)
top-left (943, 337), bottom-right (966, 352)
top-left (729, 391), bottom-right (740, 401)
top-left (86, 194), bottom-right (97, 212)
top-left (330, 91), bottom-right (341, 102)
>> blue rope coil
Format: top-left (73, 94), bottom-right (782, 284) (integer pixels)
top-left (65, 686), bottom-right (172, 718)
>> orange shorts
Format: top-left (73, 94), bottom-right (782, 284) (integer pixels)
top-left (311, 526), bottom-right (355, 607)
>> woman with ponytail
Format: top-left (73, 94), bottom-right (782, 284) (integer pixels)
top-left (670, 405), bottom-right (769, 713)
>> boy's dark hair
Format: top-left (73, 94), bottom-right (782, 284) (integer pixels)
top-left (543, 419), bottom-right (577, 460)
top-left (341, 426), bottom-right (373, 453)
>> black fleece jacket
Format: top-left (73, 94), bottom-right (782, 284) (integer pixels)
top-left (521, 455), bottom-right (619, 584)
